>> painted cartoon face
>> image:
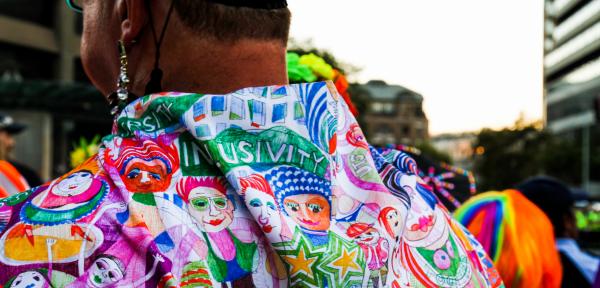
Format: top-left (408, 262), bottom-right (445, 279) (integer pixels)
top-left (356, 227), bottom-right (381, 246)
top-left (123, 158), bottom-right (170, 192)
top-left (53, 171), bottom-right (94, 196)
top-left (88, 257), bottom-right (125, 288)
top-left (283, 194), bottom-right (331, 231)
top-left (188, 187), bottom-right (234, 232)
top-left (244, 187), bottom-right (282, 235)
top-left (382, 208), bottom-right (403, 239)
top-left (9, 271), bottom-right (48, 288)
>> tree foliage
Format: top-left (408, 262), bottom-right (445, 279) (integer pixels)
top-left (473, 124), bottom-right (582, 191)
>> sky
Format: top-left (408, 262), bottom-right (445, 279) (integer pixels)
top-left (289, 0), bottom-right (545, 135)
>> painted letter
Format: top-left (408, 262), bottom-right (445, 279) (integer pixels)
top-left (298, 149), bottom-right (310, 166)
top-left (239, 141), bottom-right (255, 163)
top-left (142, 116), bottom-right (157, 131)
top-left (312, 153), bottom-right (326, 173)
top-left (266, 143), bottom-right (287, 163)
top-left (286, 145), bottom-right (295, 162)
top-left (217, 143), bottom-right (239, 164)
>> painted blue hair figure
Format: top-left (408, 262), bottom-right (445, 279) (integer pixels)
top-left (266, 166), bottom-right (332, 246)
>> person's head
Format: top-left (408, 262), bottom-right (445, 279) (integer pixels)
top-left (455, 189), bottom-right (562, 288)
top-left (239, 174), bottom-right (282, 235)
top-left (77, 0), bottom-right (291, 96)
top-left (0, 114), bottom-right (25, 160)
top-left (177, 176), bottom-right (233, 232)
top-left (517, 176), bottom-right (577, 239)
top-left (88, 254), bottom-right (127, 287)
top-left (267, 166), bottom-right (332, 232)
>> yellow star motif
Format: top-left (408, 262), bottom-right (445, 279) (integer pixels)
top-left (283, 247), bottom-right (317, 278)
top-left (331, 248), bottom-right (360, 279)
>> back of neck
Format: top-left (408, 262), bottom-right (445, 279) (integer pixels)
top-left (159, 39), bottom-right (288, 95)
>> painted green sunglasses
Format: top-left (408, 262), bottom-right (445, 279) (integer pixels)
top-left (190, 196), bottom-right (229, 211)
top-left (66, 0), bottom-right (83, 13)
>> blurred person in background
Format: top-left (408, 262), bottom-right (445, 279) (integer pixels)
top-left (455, 189), bottom-right (562, 288)
top-left (518, 177), bottom-right (599, 288)
top-left (0, 113), bottom-right (41, 196)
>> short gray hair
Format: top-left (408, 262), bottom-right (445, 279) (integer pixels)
top-left (174, 0), bottom-right (291, 43)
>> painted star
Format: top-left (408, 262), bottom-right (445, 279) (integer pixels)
top-left (318, 233), bottom-right (365, 286)
top-left (283, 246), bottom-right (317, 278)
top-left (332, 248), bottom-right (361, 280)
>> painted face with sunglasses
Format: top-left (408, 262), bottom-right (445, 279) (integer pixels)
top-left (187, 187), bottom-right (234, 233)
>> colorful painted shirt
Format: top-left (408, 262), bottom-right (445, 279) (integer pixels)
top-left (0, 81), bottom-right (503, 288)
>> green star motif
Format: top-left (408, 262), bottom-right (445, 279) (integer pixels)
top-left (273, 228), bottom-right (326, 287)
top-left (273, 228), bottom-right (366, 287)
top-left (318, 233), bottom-right (365, 287)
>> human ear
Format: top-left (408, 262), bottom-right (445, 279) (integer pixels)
top-left (563, 213), bottom-right (579, 239)
top-left (118, 0), bottom-right (147, 43)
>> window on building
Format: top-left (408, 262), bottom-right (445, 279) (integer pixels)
top-left (372, 101), bottom-right (395, 114)
top-left (560, 55), bottom-right (600, 84)
top-left (547, 91), bottom-right (597, 122)
top-left (372, 102), bottom-right (383, 113)
top-left (0, 42), bottom-right (55, 80)
top-left (0, 0), bottom-right (55, 28)
top-left (415, 107), bottom-right (425, 117)
top-left (545, 22), bottom-right (600, 68)
top-left (553, 0), bottom-right (600, 42)
top-left (402, 125), bottom-right (410, 135)
top-left (372, 124), bottom-right (396, 145)
top-left (384, 103), bottom-right (395, 113)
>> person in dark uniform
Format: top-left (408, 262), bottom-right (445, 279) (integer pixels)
top-left (0, 113), bottom-right (42, 188)
top-left (518, 177), bottom-right (599, 288)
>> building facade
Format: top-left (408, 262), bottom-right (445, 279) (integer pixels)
top-left (544, 0), bottom-right (600, 192)
top-left (431, 133), bottom-right (477, 171)
top-left (0, 0), bottom-right (110, 181)
top-left (355, 80), bottom-right (429, 146)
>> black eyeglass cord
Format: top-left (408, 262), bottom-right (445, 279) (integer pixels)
top-left (145, 0), bottom-right (176, 95)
